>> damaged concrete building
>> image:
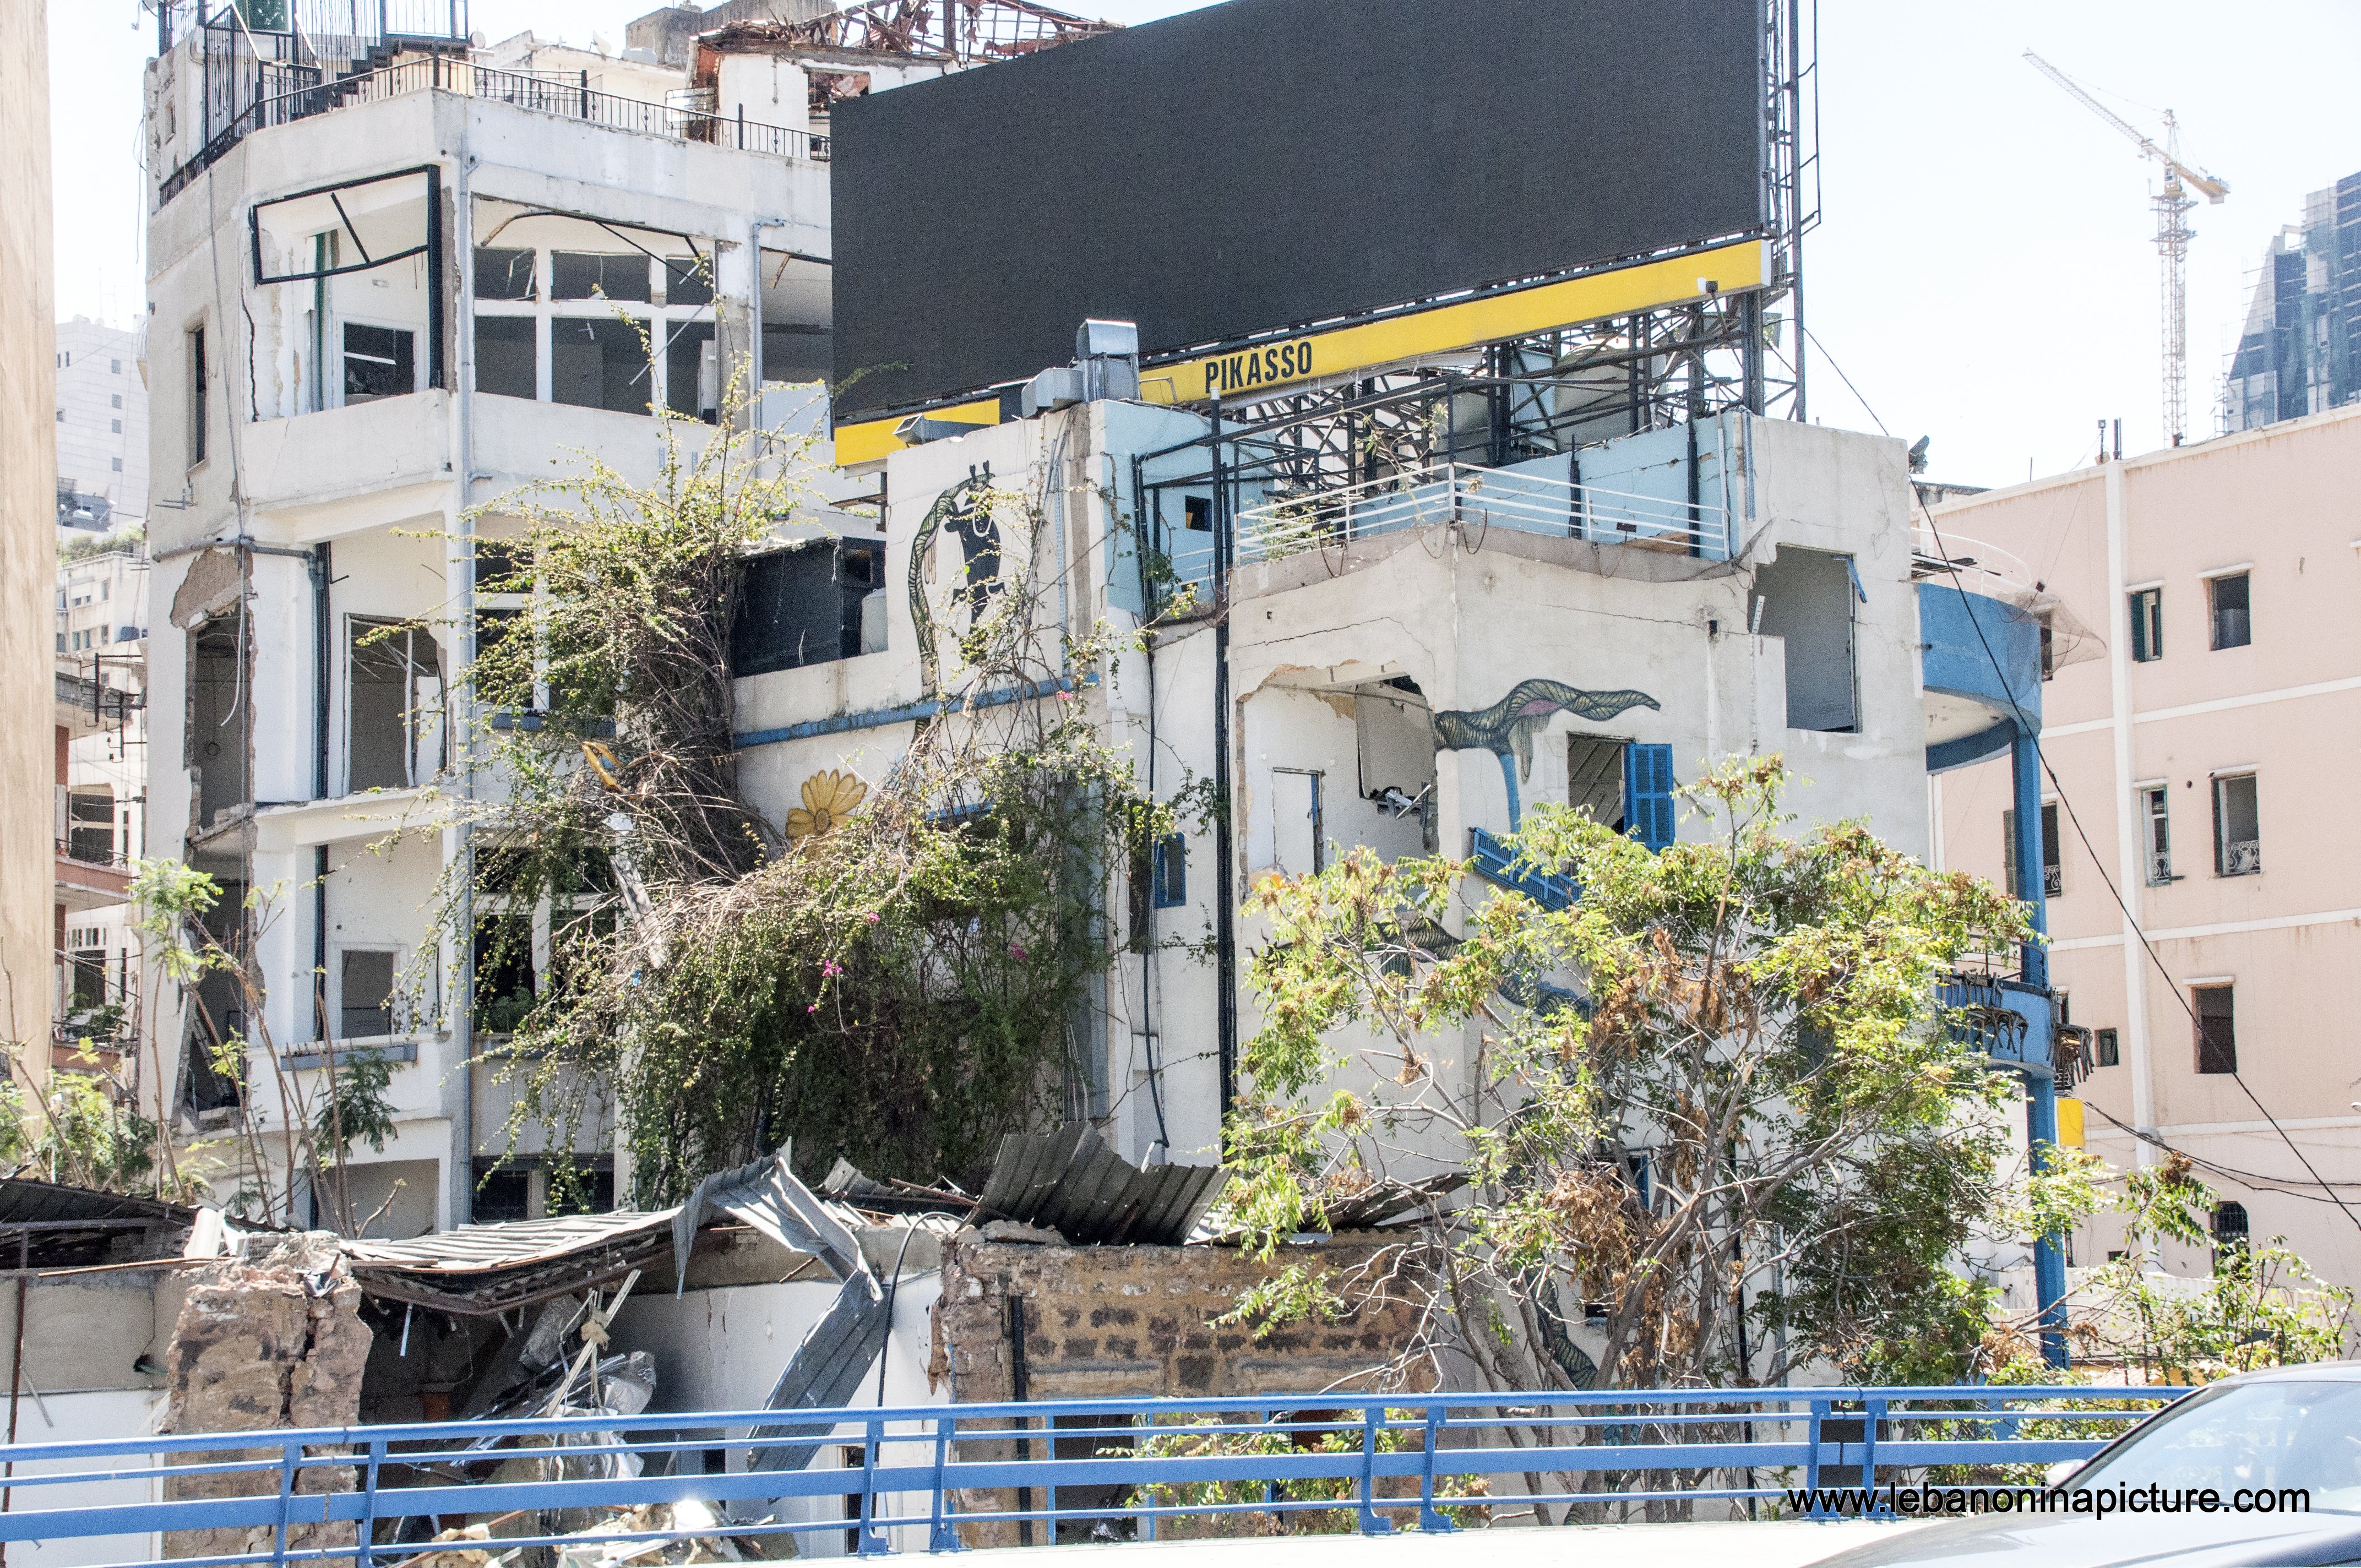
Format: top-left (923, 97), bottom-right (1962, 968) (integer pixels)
top-left (117, 0), bottom-right (2081, 1488)
top-left (134, 0), bottom-right (1106, 1233)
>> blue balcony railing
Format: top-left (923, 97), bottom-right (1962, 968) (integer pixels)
top-left (0, 1385), bottom-right (2188, 1563)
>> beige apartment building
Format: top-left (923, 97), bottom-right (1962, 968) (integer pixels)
top-left (1931, 404), bottom-right (2361, 1290)
top-left (1, 0), bottom-right (59, 1071)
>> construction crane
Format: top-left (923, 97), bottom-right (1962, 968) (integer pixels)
top-left (2025, 51), bottom-right (2229, 447)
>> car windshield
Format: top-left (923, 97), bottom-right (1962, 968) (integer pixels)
top-left (2074, 1379), bottom-right (2361, 1512)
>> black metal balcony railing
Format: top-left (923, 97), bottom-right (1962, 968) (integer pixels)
top-left (160, 49), bottom-right (826, 206)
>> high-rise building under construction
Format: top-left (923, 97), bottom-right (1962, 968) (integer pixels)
top-left (2223, 170), bottom-right (2361, 432)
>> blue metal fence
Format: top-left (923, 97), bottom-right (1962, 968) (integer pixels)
top-left (0, 1385), bottom-right (2188, 1566)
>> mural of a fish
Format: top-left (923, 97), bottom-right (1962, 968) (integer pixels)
top-left (1431, 678), bottom-right (1660, 827)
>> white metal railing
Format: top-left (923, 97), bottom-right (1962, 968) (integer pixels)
top-left (2222, 840), bottom-right (2261, 876)
top-left (1912, 526), bottom-right (2040, 598)
top-left (1236, 461), bottom-right (1729, 565)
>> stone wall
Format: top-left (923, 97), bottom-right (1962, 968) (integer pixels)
top-left (930, 1235), bottom-right (1428, 1402)
top-left (928, 1235), bottom-right (1432, 1545)
top-left (160, 1233), bottom-right (373, 1561)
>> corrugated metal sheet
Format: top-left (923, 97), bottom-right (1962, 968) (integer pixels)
top-left (0, 1178), bottom-right (202, 1230)
top-left (343, 1210), bottom-right (676, 1273)
top-left (744, 1273), bottom-right (891, 1473)
top-left (1311, 1172), bottom-right (1464, 1231)
top-left (977, 1125), bottom-right (1227, 1246)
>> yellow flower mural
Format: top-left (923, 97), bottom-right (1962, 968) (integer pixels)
top-left (787, 769), bottom-right (868, 843)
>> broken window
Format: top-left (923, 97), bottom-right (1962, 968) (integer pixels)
top-left (475, 316), bottom-right (538, 400)
top-left (552, 251), bottom-right (652, 303)
top-left (660, 257), bottom-right (712, 307)
top-left (189, 625), bottom-right (249, 829)
top-left (2129, 587), bottom-right (2163, 662)
top-left (339, 949), bottom-right (395, 1039)
top-left (2212, 772), bottom-right (2259, 876)
top-left (1751, 547), bottom-right (1857, 731)
top-left (2194, 984), bottom-right (2237, 1074)
top-left (761, 323), bottom-right (831, 385)
top-left (665, 320), bottom-right (717, 421)
top-left (347, 619), bottom-right (442, 792)
top-left (1567, 736), bottom-right (1627, 831)
top-left (342, 323), bottom-right (416, 404)
top-left (2002, 802), bottom-right (2063, 900)
top-left (1353, 680), bottom-right (1435, 819)
top-left (2208, 571), bottom-right (2251, 650)
top-left (730, 538), bottom-right (886, 675)
top-left (474, 246), bottom-right (537, 301)
top-left (552, 317), bottom-right (652, 414)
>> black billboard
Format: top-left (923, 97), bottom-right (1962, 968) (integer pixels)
top-left (832, 0), bottom-right (1765, 422)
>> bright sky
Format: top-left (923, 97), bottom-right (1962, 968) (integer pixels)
top-left (47, 0), bottom-right (2361, 489)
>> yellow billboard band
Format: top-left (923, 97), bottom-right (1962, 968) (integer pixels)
top-left (835, 238), bottom-right (1768, 466)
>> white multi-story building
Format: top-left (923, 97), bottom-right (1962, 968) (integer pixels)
top-left (53, 319), bottom-right (150, 537)
top-left (136, 0), bottom-right (1108, 1235)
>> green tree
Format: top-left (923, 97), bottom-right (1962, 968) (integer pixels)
top-left (1224, 757), bottom-right (2033, 1400)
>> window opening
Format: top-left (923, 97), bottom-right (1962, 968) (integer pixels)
top-left (342, 323), bottom-right (416, 404)
top-left (1567, 736), bottom-right (1627, 830)
top-left (552, 317), bottom-right (652, 413)
top-left (1751, 547), bottom-right (1857, 731)
top-left (66, 792), bottom-right (115, 864)
top-left (2208, 573), bottom-right (2251, 650)
top-left (2212, 1200), bottom-right (2249, 1253)
top-left (730, 539), bottom-right (886, 674)
top-left (475, 317), bottom-right (538, 400)
top-left (665, 320), bottom-right (719, 421)
top-left (474, 246), bottom-right (537, 301)
top-left (348, 619), bottom-right (442, 792)
top-left (2142, 785), bottom-right (2172, 884)
top-left (2212, 774), bottom-right (2259, 876)
top-left (339, 950), bottom-right (396, 1039)
top-left (188, 325), bottom-right (208, 466)
top-left (1271, 768), bottom-right (1324, 876)
top-left (2193, 984), bottom-right (2236, 1074)
top-left (1152, 835), bottom-right (1187, 908)
top-left (2128, 587), bottom-right (2163, 661)
top-left (2002, 802), bottom-right (2062, 899)
top-left (2095, 1027), bottom-right (2119, 1068)
top-left (552, 251), bottom-right (652, 303)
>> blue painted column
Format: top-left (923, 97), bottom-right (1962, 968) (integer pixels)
top-left (2011, 723), bottom-right (2069, 1368)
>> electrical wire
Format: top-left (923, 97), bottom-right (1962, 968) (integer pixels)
top-left (1803, 325), bottom-right (2361, 1239)
top-left (2082, 1101), bottom-right (2361, 1203)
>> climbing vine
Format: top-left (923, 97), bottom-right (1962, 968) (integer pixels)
top-left (428, 387), bottom-right (1204, 1205)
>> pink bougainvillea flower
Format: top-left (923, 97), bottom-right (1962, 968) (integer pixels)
top-left (822, 959), bottom-right (844, 978)
top-left (1009, 944), bottom-right (1029, 961)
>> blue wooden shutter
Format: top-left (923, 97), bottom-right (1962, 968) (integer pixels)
top-left (1625, 744), bottom-right (1675, 850)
